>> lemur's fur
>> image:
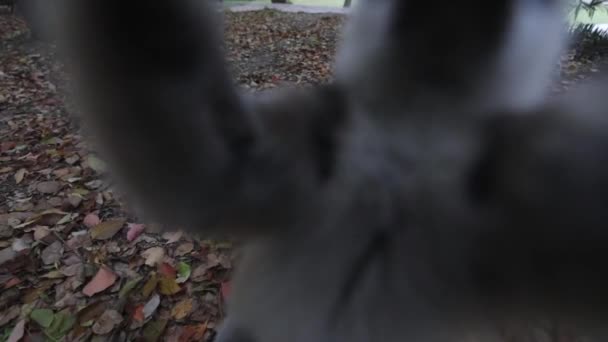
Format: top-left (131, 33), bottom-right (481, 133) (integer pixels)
top-left (57, 1), bottom-right (608, 341)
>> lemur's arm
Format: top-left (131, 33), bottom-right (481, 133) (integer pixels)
top-left (470, 81), bottom-right (608, 320)
top-left (58, 0), bottom-right (346, 234)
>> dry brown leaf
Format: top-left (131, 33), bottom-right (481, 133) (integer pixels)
top-left (0, 305), bottom-right (20, 327)
top-left (142, 247), bottom-right (165, 267)
top-left (14, 168), bottom-right (26, 184)
top-left (191, 264), bottom-right (214, 282)
top-left (36, 181), bottom-right (62, 194)
top-left (23, 280), bottom-right (54, 304)
top-left (77, 301), bottom-right (108, 326)
top-left (171, 298), bottom-right (194, 320)
top-left (91, 309), bottom-right (123, 335)
top-left (41, 240), bottom-right (64, 265)
top-left (82, 266), bottom-right (117, 297)
top-left (7, 319), bottom-right (25, 342)
top-left (175, 242), bottom-right (194, 257)
top-left (162, 231), bottom-right (182, 244)
top-left (178, 322), bottom-right (207, 342)
top-left (90, 218), bottom-right (126, 240)
top-left (33, 226), bottom-right (51, 241)
top-left (60, 263), bottom-right (83, 277)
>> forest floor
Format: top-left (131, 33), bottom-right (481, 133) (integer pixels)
top-left (0, 8), bottom-right (607, 342)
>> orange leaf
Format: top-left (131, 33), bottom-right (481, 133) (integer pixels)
top-left (82, 266), bottom-right (117, 297)
top-left (133, 304), bottom-right (145, 322)
top-left (158, 263), bottom-right (176, 278)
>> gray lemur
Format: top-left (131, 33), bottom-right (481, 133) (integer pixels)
top-left (56, 0), bottom-right (608, 341)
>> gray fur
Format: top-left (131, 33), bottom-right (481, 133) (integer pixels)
top-left (56, 0), bottom-right (608, 341)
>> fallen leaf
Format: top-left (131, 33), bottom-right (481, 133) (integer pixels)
top-left (119, 276), bottom-right (142, 299)
top-left (142, 273), bottom-right (158, 299)
top-left (142, 247), bottom-right (165, 266)
top-left (82, 266), bottom-right (117, 297)
top-left (191, 264), bottom-right (211, 282)
top-left (133, 304), bottom-right (145, 322)
top-left (205, 252), bottom-right (230, 269)
top-left (60, 263), bottom-right (83, 277)
top-left (171, 298), bottom-right (194, 320)
top-left (90, 218), bottom-right (126, 240)
top-left (52, 168), bottom-right (71, 178)
top-left (158, 275), bottom-right (181, 295)
top-left (7, 319), bottom-right (25, 342)
top-left (142, 319), bottom-right (168, 342)
top-left (4, 277), bottom-right (20, 289)
top-left (41, 240), bottom-right (63, 265)
top-left (143, 294), bottom-right (160, 319)
top-left (91, 309), bottom-right (122, 335)
top-left (85, 179), bottom-right (103, 189)
top-left (33, 226), bottom-right (51, 241)
top-left (11, 238), bottom-right (30, 252)
top-left (83, 213), bottom-right (100, 228)
top-left (179, 322), bottom-right (207, 342)
top-left (158, 262), bottom-right (176, 278)
top-left (14, 168), bottom-right (26, 184)
top-left (0, 141), bottom-right (15, 152)
top-left (56, 212), bottom-right (78, 225)
top-left (77, 301), bottom-right (108, 326)
top-left (45, 311), bottom-right (75, 340)
top-left (175, 242), bottom-right (194, 256)
top-left (221, 282), bottom-right (231, 300)
top-left (30, 308), bottom-right (55, 328)
top-left (36, 181), bottom-right (62, 194)
top-left (86, 155), bottom-right (108, 173)
top-left (23, 281), bottom-right (55, 303)
top-left (41, 270), bottom-right (65, 279)
top-left (176, 262), bottom-right (191, 284)
top-left (0, 305), bottom-right (20, 327)
top-left (126, 223), bottom-right (145, 242)
top-left (65, 154), bottom-right (80, 165)
top-left (41, 136), bottom-right (63, 145)
top-left (0, 225), bottom-right (11, 238)
top-left (162, 231), bottom-right (182, 244)
top-left (66, 194), bottom-right (83, 208)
